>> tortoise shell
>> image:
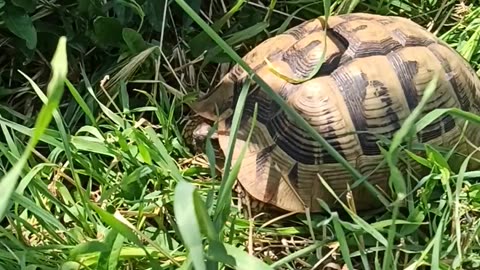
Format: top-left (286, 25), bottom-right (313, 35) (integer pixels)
top-left (190, 13), bottom-right (480, 212)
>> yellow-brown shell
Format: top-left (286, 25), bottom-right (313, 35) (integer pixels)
top-left (191, 13), bottom-right (480, 212)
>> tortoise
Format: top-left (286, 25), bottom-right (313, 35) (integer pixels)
top-left (183, 12), bottom-right (480, 213)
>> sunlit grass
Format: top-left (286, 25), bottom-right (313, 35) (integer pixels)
top-left (0, 0), bottom-right (480, 269)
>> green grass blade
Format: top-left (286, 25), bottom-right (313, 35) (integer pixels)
top-left (11, 192), bottom-right (67, 232)
top-left (0, 124), bottom-right (20, 158)
top-left (173, 180), bottom-right (206, 270)
top-left (452, 151), bottom-right (476, 267)
top-left (332, 213), bottom-right (354, 270)
top-left (213, 80), bottom-right (251, 225)
top-left (65, 79), bottom-right (97, 126)
top-left (431, 210), bottom-right (447, 270)
top-left (215, 104), bottom-right (258, 229)
top-left (79, 66), bottom-right (128, 129)
top-left (0, 117), bottom-right (63, 148)
top-left (0, 36), bottom-right (68, 221)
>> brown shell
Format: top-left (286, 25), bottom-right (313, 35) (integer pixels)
top-left (191, 13), bottom-right (480, 212)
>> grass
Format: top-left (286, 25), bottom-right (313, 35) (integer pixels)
top-left (1, 0), bottom-right (480, 269)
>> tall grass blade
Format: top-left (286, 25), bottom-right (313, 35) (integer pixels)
top-left (173, 181), bottom-right (206, 270)
top-left (332, 213), bottom-right (354, 270)
top-left (215, 104), bottom-right (258, 229)
top-left (65, 79), bottom-right (97, 125)
top-left (452, 151), bottom-right (476, 267)
top-left (213, 79), bottom-right (251, 227)
top-left (0, 36), bottom-right (68, 220)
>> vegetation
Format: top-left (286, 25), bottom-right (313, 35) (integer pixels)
top-left (1, 0), bottom-right (480, 269)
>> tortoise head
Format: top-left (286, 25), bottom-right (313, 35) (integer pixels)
top-left (183, 75), bottom-right (236, 153)
top-left (182, 114), bottom-right (218, 153)
top-left (190, 76), bottom-right (235, 120)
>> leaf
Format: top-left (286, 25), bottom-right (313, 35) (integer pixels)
top-left (2, 5), bottom-right (37, 49)
top-left (60, 261), bottom-right (83, 270)
top-left (122, 28), bottom-right (148, 53)
top-left (93, 17), bottom-right (124, 47)
top-left (431, 211), bottom-right (447, 270)
top-left (207, 240), bottom-right (235, 266)
top-left (213, 81), bottom-right (257, 228)
top-left (399, 208), bottom-right (426, 236)
top-left (425, 144), bottom-right (450, 171)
